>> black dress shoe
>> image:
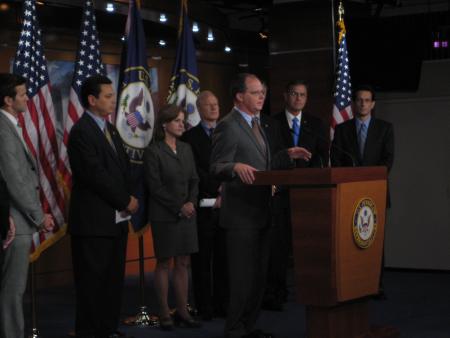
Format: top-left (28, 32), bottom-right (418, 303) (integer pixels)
top-left (243, 329), bottom-right (275, 338)
top-left (159, 316), bottom-right (174, 331)
top-left (173, 311), bottom-right (202, 328)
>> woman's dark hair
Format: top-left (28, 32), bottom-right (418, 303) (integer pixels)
top-left (153, 104), bottom-right (185, 141)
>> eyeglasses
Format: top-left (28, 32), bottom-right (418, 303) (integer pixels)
top-left (288, 91), bottom-right (306, 98)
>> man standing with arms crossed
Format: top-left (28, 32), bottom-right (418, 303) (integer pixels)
top-left (0, 73), bottom-right (54, 338)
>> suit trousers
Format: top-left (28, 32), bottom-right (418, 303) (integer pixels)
top-left (71, 231), bottom-right (127, 338)
top-left (224, 226), bottom-right (272, 338)
top-left (0, 234), bottom-right (32, 338)
top-left (191, 208), bottom-right (228, 316)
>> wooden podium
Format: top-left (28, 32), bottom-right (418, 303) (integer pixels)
top-left (255, 167), bottom-right (393, 338)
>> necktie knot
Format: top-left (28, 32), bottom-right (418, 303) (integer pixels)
top-left (208, 127), bottom-right (215, 137)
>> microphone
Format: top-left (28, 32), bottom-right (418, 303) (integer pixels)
top-left (300, 125), bottom-right (356, 167)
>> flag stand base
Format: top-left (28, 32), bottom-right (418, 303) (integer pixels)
top-left (123, 306), bottom-right (159, 327)
top-left (28, 328), bottom-right (40, 338)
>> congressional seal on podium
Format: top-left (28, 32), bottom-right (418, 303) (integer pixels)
top-left (352, 198), bottom-right (377, 249)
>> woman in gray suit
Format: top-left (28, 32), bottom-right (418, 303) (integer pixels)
top-left (143, 104), bottom-right (201, 330)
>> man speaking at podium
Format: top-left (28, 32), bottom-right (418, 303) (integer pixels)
top-left (210, 73), bottom-right (309, 338)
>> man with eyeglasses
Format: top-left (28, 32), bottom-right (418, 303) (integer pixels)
top-left (263, 80), bottom-right (328, 312)
top-left (210, 73), bottom-right (307, 338)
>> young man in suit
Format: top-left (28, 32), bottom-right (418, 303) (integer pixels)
top-left (68, 75), bottom-right (138, 338)
top-left (0, 73), bottom-right (54, 338)
top-left (181, 91), bottom-right (227, 320)
top-left (331, 84), bottom-right (394, 297)
top-left (210, 73), bottom-right (310, 338)
top-left (331, 85), bottom-right (394, 172)
top-left (264, 80), bottom-right (328, 311)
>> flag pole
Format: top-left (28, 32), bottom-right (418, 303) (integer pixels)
top-left (28, 262), bottom-right (41, 338)
top-left (123, 235), bottom-right (158, 327)
top-left (331, 0), bottom-right (337, 71)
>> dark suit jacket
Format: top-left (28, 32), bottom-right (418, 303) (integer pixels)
top-left (181, 123), bottom-right (220, 200)
top-left (331, 117), bottom-right (394, 170)
top-left (67, 113), bottom-right (132, 237)
top-left (210, 109), bottom-right (290, 230)
top-left (143, 140), bottom-right (199, 223)
top-left (273, 111), bottom-right (328, 168)
top-left (331, 117), bottom-right (394, 206)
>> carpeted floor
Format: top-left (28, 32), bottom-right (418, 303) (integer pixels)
top-left (25, 269), bottom-right (450, 338)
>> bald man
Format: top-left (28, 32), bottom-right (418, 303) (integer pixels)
top-left (181, 91), bottom-right (227, 320)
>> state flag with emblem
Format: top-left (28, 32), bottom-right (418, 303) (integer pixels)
top-left (167, 0), bottom-right (200, 128)
top-left (116, 0), bottom-right (154, 234)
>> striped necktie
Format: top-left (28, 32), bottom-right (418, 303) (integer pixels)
top-left (358, 123), bottom-right (367, 158)
top-left (251, 116), bottom-right (267, 155)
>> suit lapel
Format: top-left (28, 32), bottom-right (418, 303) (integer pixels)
top-left (362, 118), bottom-right (377, 163)
top-left (279, 113), bottom-right (294, 147)
top-left (232, 110), bottom-right (267, 159)
top-left (0, 113), bottom-right (36, 166)
top-left (83, 114), bottom-right (124, 169)
top-left (348, 119), bottom-right (362, 164)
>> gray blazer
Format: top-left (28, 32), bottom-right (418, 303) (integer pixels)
top-left (210, 109), bottom-right (287, 229)
top-left (0, 112), bottom-right (43, 235)
top-left (143, 140), bottom-right (199, 222)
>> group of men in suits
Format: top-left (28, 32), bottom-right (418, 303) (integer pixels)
top-left (207, 73), bottom-right (394, 338)
top-left (0, 70), bottom-right (393, 338)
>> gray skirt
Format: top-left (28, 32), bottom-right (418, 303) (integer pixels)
top-left (151, 217), bottom-right (198, 259)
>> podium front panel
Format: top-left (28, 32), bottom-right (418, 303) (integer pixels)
top-left (335, 180), bottom-right (386, 301)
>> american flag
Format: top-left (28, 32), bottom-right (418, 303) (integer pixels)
top-left (13, 0), bottom-right (65, 260)
top-left (331, 17), bottom-right (353, 139)
top-left (58, 0), bottom-right (105, 196)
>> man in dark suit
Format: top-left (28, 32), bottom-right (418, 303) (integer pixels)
top-left (211, 73), bottom-right (310, 338)
top-left (68, 75), bottom-right (138, 338)
top-left (181, 90), bottom-right (227, 320)
top-left (330, 84), bottom-right (394, 176)
top-left (264, 80), bottom-right (329, 311)
top-left (331, 84), bottom-right (394, 297)
top-left (0, 73), bottom-right (54, 338)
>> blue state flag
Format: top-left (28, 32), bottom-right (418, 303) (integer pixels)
top-left (167, 0), bottom-right (200, 128)
top-left (116, 0), bottom-right (154, 234)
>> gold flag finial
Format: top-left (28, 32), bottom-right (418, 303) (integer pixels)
top-left (338, 1), bottom-right (344, 22)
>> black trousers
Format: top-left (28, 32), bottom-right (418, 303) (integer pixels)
top-left (224, 226), bottom-right (272, 338)
top-left (71, 230), bottom-right (127, 338)
top-left (191, 208), bottom-right (228, 316)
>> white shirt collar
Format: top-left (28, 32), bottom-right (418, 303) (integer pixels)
top-left (285, 109), bottom-right (302, 129)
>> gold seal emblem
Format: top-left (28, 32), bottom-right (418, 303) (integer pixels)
top-left (352, 198), bottom-right (377, 249)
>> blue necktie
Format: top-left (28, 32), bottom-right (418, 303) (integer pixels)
top-left (292, 117), bottom-right (300, 146)
top-left (358, 123), bottom-right (367, 158)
